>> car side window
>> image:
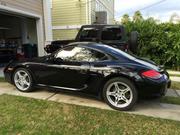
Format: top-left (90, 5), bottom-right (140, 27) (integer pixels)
top-left (88, 49), bottom-right (109, 62)
top-left (55, 46), bottom-right (109, 62)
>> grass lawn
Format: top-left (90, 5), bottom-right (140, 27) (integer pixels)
top-left (0, 77), bottom-right (5, 82)
top-left (171, 81), bottom-right (180, 90)
top-left (161, 96), bottom-right (180, 105)
top-left (0, 95), bottom-right (180, 135)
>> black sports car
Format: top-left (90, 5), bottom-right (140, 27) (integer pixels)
top-left (4, 42), bottom-right (171, 111)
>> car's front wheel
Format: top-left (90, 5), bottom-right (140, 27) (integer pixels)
top-left (13, 68), bottom-right (34, 92)
top-left (103, 77), bottom-right (137, 111)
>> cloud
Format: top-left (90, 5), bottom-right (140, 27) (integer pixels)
top-left (115, 0), bottom-right (180, 22)
top-left (115, 0), bottom-right (158, 16)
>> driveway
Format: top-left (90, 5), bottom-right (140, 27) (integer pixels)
top-left (0, 68), bottom-right (4, 77)
top-left (0, 82), bottom-right (180, 122)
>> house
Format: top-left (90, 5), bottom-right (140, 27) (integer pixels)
top-left (0, 0), bottom-right (115, 65)
top-left (51, 0), bottom-right (115, 40)
top-left (0, 0), bottom-right (52, 64)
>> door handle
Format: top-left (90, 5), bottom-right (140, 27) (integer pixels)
top-left (93, 64), bottom-right (107, 67)
top-left (80, 65), bottom-right (89, 70)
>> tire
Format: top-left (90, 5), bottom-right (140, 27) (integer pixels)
top-left (129, 31), bottom-right (138, 54)
top-left (103, 77), bottom-right (137, 111)
top-left (13, 68), bottom-right (34, 92)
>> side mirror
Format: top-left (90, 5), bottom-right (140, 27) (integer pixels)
top-left (46, 55), bottom-right (54, 62)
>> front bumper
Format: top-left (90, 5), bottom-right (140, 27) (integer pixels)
top-left (4, 68), bottom-right (13, 84)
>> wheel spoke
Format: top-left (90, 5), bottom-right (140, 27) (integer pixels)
top-left (24, 81), bottom-right (30, 86)
top-left (121, 96), bottom-right (128, 103)
top-left (114, 83), bottom-right (120, 91)
top-left (19, 82), bottom-right (24, 87)
top-left (114, 97), bottom-right (119, 105)
top-left (121, 88), bottom-right (130, 94)
top-left (15, 79), bottom-right (20, 83)
top-left (23, 73), bottom-right (28, 79)
top-left (17, 72), bottom-right (22, 78)
top-left (107, 91), bottom-right (116, 97)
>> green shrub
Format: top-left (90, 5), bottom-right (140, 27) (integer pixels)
top-left (122, 15), bottom-right (180, 70)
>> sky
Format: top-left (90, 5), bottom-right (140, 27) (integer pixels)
top-left (115, 0), bottom-right (180, 22)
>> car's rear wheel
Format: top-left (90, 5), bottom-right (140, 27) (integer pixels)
top-left (103, 77), bottom-right (137, 111)
top-left (13, 68), bottom-right (34, 92)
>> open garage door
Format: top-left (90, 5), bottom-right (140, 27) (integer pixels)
top-left (0, 12), bottom-right (38, 66)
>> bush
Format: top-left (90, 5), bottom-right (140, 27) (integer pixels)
top-left (122, 18), bottom-right (180, 70)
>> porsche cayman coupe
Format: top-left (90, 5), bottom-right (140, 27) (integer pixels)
top-left (4, 42), bottom-right (171, 110)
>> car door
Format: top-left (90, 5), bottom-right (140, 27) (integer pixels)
top-left (51, 60), bottom-right (90, 89)
top-left (34, 46), bottom-right (92, 90)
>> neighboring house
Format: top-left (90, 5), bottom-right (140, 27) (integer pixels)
top-left (0, 0), bottom-right (52, 59)
top-left (52, 0), bottom-right (115, 40)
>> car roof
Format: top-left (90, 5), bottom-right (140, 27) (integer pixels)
top-left (81, 24), bottom-right (124, 28)
top-left (68, 42), bottom-right (105, 49)
top-left (68, 42), bottom-right (115, 53)
top-left (67, 42), bottom-right (136, 61)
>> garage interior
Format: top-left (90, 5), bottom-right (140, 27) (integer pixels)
top-left (0, 12), bottom-right (38, 66)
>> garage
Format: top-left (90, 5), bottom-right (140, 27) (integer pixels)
top-left (0, 0), bottom-right (52, 67)
top-left (0, 12), bottom-right (38, 64)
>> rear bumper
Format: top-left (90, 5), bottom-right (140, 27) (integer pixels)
top-left (136, 75), bottom-right (171, 97)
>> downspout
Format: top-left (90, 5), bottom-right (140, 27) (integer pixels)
top-left (86, 0), bottom-right (89, 24)
top-left (88, 0), bottom-right (92, 24)
top-left (43, 0), bottom-right (53, 44)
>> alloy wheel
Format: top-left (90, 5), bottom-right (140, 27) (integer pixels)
top-left (14, 70), bottom-right (31, 91)
top-left (106, 81), bottom-right (133, 108)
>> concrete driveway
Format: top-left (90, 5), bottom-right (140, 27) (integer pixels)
top-left (0, 68), bottom-right (4, 77)
top-left (0, 82), bottom-right (180, 122)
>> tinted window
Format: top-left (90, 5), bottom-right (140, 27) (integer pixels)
top-left (102, 27), bottom-right (122, 40)
top-left (79, 28), bottom-right (99, 41)
top-left (55, 46), bottom-right (108, 62)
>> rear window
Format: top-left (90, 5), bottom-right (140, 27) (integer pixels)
top-left (79, 28), bottom-right (99, 41)
top-left (101, 27), bottom-right (122, 40)
top-left (104, 45), bottom-right (136, 60)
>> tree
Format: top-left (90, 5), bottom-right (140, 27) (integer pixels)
top-left (133, 11), bottom-right (143, 22)
top-left (121, 14), bottom-right (130, 24)
top-left (122, 14), bottom-right (180, 70)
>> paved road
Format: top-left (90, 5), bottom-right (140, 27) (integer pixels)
top-left (0, 82), bottom-right (180, 122)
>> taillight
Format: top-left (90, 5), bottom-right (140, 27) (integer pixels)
top-left (141, 70), bottom-right (162, 79)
